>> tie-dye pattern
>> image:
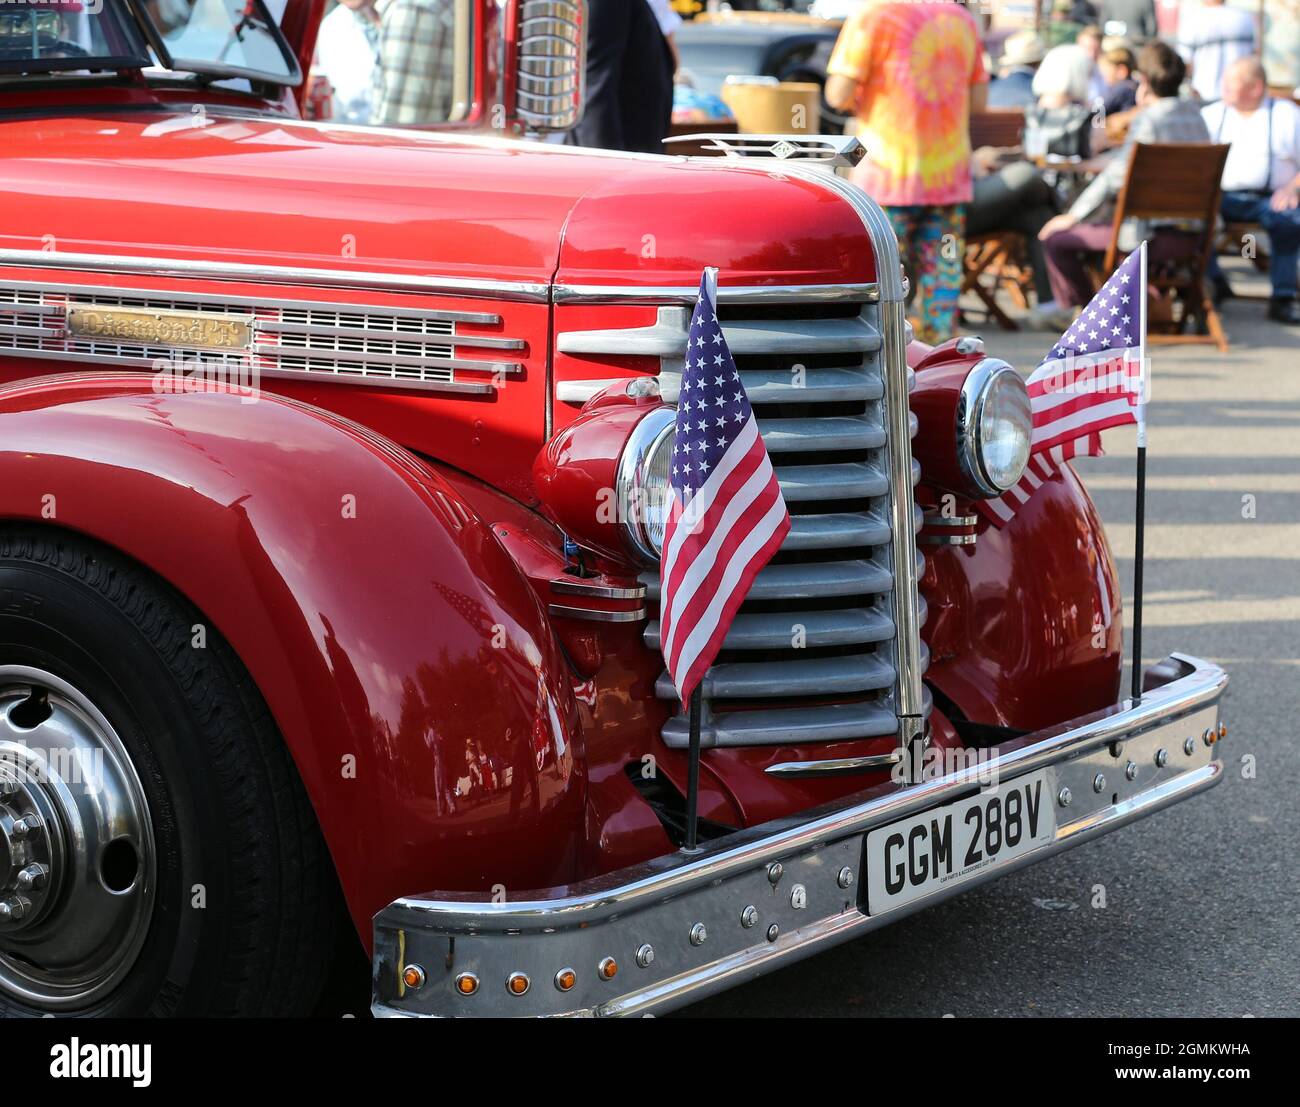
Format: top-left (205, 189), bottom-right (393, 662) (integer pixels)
top-left (828, 2), bottom-right (986, 207)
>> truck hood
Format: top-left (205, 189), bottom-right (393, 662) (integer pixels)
top-left (0, 113), bottom-right (874, 290)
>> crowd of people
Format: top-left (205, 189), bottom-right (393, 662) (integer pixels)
top-left (825, 1), bottom-right (1299, 341)
top-left (309, 1), bottom-right (1300, 343)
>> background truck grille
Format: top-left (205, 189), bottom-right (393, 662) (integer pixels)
top-left (0, 283), bottom-right (523, 395)
top-left (559, 294), bottom-right (928, 749)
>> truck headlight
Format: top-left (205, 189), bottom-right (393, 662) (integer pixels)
top-left (957, 359), bottom-right (1032, 496)
top-left (615, 407), bottom-right (675, 562)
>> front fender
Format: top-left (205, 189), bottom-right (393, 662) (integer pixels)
top-left (923, 464), bottom-right (1125, 731)
top-left (0, 374), bottom-right (587, 944)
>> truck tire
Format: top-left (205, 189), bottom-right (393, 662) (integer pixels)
top-left (0, 527), bottom-right (340, 1016)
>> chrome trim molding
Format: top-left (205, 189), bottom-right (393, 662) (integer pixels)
top-left (764, 752), bottom-right (903, 777)
top-left (547, 604), bottom-right (647, 624)
top-left (372, 654), bottom-right (1227, 1018)
top-left (0, 249), bottom-right (551, 302)
top-left (919, 533), bottom-right (978, 546)
top-left (259, 368), bottom-right (496, 396)
top-left (922, 513), bottom-right (979, 528)
top-left (662, 133), bottom-right (867, 169)
top-left (550, 577), bottom-right (646, 601)
top-left (879, 298), bottom-right (926, 771)
top-left (553, 283), bottom-right (880, 306)
top-left (0, 278), bottom-right (504, 324)
top-left (556, 378), bottom-right (623, 404)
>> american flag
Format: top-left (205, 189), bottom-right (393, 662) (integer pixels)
top-left (659, 269), bottom-right (791, 704)
top-left (984, 242), bottom-right (1148, 525)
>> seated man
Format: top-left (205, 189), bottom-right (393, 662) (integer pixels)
top-left (1203, 57), bottom-right (1300, 324)
top-left (1033, 41), bottom-right (1209, 326)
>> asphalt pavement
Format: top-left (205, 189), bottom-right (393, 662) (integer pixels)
top-left (682, 256), bottom-right (1300, 1018)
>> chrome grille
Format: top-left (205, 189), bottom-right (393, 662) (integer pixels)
top-left (0, 283), bottom-right (523, 395)
top-left (558, 295), bottom-right (929, 750)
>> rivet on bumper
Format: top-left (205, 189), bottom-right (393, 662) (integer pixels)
top-left (837, 866), bottom-right (854, 889)
top-left (1155, 748), bottom-right (1169, 767)
top-left (766, 862), bottom-right (783, 885)
top-left (689, 922), bottom-right (707, 946)
top-left (1183, 736), bottom-right (1196, 756)
top-left (1058, 786), bottom-right (1072, 807)
top-left (740, 905), bottom-right (758, 929)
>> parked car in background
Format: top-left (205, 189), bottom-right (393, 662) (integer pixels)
top-left (676, 10), bottom-right (850, 132)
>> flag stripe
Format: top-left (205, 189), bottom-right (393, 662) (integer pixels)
top-left (659, 417), bottom-right (760, 582)
top-left (669, 496), bottom-right (791, 698)
top-left (660, 439), bottom-right (775, 668)
top-left (983, 243), bottom-right (1147, 528)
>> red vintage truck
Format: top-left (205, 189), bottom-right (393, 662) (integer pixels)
top-left (0, 0), bottom-right (1226, 1018)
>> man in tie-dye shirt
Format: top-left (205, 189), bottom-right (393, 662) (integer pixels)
top-left (826, 2), bottom-right (988, 343)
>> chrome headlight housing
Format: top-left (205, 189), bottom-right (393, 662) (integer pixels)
top-left (615, 407), bottom-right (676, 563)
top-left (957, 359), bottom-right (1032, 496)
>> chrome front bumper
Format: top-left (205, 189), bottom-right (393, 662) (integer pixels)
top-left (371, 653), bottom-right (1227, 1018)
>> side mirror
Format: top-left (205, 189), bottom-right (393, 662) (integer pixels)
top-left (512, 0), bottom-right (586, 133)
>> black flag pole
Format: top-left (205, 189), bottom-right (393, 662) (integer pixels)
top-left (1131, 242), bottom-right (1150, 704)
top-left (683, 686), bottom-right (703, 852)
top-left (1131, 436), bottom-right (1147, 703)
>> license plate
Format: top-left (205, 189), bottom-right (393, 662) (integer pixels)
top-left (864, 769), bottom-right (1057, 914)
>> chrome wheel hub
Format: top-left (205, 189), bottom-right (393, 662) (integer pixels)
top-left (0, 666), bottom-right (155, 1009)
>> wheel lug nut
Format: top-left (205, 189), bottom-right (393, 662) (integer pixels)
top-left (11, 815), bottom-right (40, 839)
top-left (0, 896), bottom-right (27, 922)
top-left (16, 863), bottom-right (47, 891)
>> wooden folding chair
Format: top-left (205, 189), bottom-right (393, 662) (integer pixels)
top-left (1098, 142), bottom-right (1232, 352)
top-left (962, 233), bottom-right (1034, 330)
top-left (963, 110), bottom-right (1032, 330)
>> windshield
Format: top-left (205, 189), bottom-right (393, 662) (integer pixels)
top-left (143, 0), bottom-right (298, 83)
top-left (0, 0), bottom-right (298, 84)
top-left (0, 1), bottom-right (151, 73)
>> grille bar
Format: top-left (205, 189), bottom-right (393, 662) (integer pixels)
top-left (654, 653), bottom-right (894, 700)
top-left (0, 282), bottom-right (522, 395)
top-left (662, 702), bottom-right (901, 749)
top-left (566, 290), bottom-right (926, 752)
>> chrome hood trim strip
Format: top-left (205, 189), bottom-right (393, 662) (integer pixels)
top-left (0, 249), bottom-right (552, 303)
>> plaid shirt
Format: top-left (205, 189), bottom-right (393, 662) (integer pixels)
top-left (373, 0), bottom-right (456, 125)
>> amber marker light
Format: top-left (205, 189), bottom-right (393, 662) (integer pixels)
top-left (402, 964), bottom-right (426, 990)
top-left (597, 956), bottom-right (618, 981)
top-left (554, 968), bottom-right (577, 992)
top-left (1219, 722), bottom-right (1228, 740)
top-left (454, 972), bottom-right (479, 996)
top-left (507, 972), bottom-right (531, 996)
